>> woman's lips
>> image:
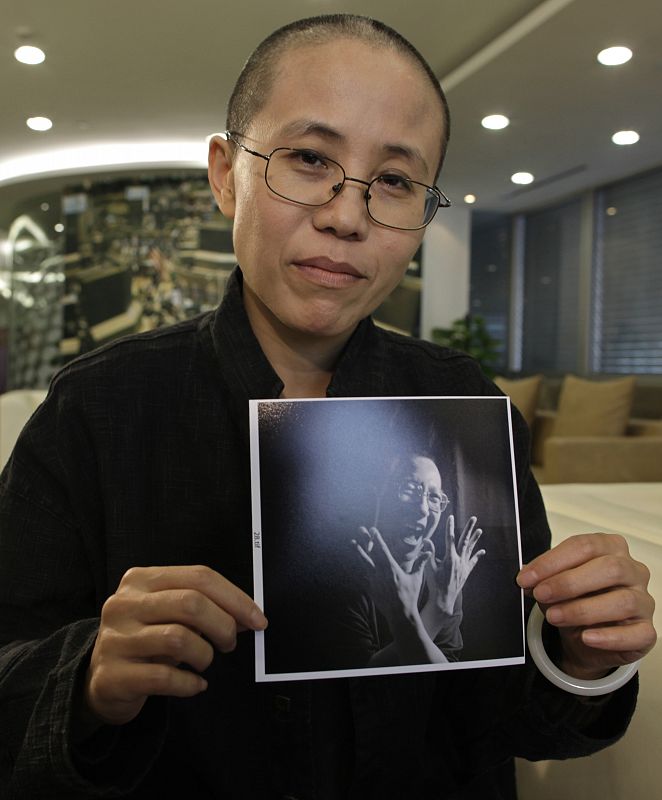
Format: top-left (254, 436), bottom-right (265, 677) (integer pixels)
top-left (292, 257), bottom-right (365, 287)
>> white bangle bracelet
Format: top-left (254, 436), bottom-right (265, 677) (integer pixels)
top-left (526, 604), bottom-right (640, 697)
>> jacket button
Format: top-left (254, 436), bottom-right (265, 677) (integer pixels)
top-left (273, 694), bottom-right (291, 714)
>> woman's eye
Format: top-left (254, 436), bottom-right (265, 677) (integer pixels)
top-left (377, 174), bottom-right (413, 192)
top-left (295, 150), bottom-right (327, 168)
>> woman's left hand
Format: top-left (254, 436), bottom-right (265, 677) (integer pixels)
top-left (517, 533), bottom-right (656, 678)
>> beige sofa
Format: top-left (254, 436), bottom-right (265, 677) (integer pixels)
top-left (495, 375), bottom-right (662, 484)
top-left (531, 410), bottom-right (662, 484)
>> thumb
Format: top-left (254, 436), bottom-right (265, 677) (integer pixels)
top-left (412, 546), bottom-right (433, 576)
top-left (421, 538), bottom-right (436, 571)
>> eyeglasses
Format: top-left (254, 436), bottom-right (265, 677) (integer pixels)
top-left (223, 131), bottom-right (451, 231)
top-left (397, 480), bottom-right (449, 512)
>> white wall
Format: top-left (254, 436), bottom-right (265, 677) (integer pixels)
top-left (420, 204), bottom-right (471, 341)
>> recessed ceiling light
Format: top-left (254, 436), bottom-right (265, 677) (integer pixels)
top-left (40, 202), bottom-right (50, 211)
top-left (14, 45), bottom-right (46, 65)
top-left (597, 46), bottom-right (632, 66)
top-left (511, 172), bottom-right (534, 185)
top-left (612, 130), bottom-right (640, 145)
top-left (54, 223), bottom-right (64, 233)
top-left (26, 116), bottom-right (53, 132)
top-left (606, 207), bottom-right (618, 216)
top-left (464, 194), bottom-right (477, 204)
top-left (481, 114), bottom-right (510, 130)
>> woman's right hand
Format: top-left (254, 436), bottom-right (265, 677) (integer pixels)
top-left (84, 565), bottom-right (267, 726)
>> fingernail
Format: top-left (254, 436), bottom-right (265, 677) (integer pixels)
top-left (533, 584), bottom-right (551, 602)
top-left (251, 606), bottom-right (268, 630)
top-left (546, 606), bottom-right (563, 623)
top-left (517, 567), bottom-right (538, 588)
top-left (198, 677), bottom-right (208, 692)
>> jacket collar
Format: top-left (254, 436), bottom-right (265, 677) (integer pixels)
top-left (210, 266), bottom-right (388, 401)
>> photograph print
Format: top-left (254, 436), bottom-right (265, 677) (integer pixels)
top-left (249, 396), bottom-right (525, 681)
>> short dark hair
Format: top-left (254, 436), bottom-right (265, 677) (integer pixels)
top-left (226, 14), bottom-right (451, 178)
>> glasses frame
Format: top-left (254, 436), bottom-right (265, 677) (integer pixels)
top-left (222, 131), bottom-right (451, 231)
top-left (397, 480), bottom-right (449, 512)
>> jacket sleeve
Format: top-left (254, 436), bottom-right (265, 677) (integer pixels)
top-left (0, 388), bottom-right (167, 798)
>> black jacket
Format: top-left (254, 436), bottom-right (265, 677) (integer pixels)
top-left (0, 268), bottom-right (637, 799)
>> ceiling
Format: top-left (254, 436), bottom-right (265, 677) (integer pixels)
top-left (1, 0), bottom-right (661, 223)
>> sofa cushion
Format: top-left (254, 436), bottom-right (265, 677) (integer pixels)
top-left (554, 375), bottom-right (636, 437)
top-left (493, 374), bottom-right (543, 429)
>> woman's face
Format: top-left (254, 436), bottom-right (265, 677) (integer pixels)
top-left (376, 454), bottom-right (444, 567)
top-left (208, 38), bottom-right (443, 344)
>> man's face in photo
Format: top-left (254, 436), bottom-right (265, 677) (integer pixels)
top-left (376, 454), bottom-right (444, 568)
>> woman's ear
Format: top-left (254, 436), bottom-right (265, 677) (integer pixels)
top-left (208, 135), bottom-right (236, 218)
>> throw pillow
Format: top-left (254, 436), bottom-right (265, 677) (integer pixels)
top-left (493, 374), bottom-right (543, 429)
top-left (554, 374), bottom-right (636, 437)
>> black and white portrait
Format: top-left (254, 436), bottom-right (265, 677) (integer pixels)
top-left (250, 396), bottom-right (524, 681)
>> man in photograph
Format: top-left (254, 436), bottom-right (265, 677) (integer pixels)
top-left (351, 448), bottom-right (485, 667)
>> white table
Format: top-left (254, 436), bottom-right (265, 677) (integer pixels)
top-left (517, 483), bottom-right (661, 800)
top-left (540, 482), bottom-right (661, 546)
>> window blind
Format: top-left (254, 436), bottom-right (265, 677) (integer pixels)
top-left (592, 167), bottom-right (662, 374)
top-left (521, 199), bottom-right (582, 373)
top-left (469, 213), bottom-right (511, 371)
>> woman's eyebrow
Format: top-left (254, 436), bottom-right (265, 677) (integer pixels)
top-left (277, 119), bottom-right (430, 175)
top-left (381, 143), bottom-right (429, 176)
top-left (278, 119), bottom-right (344, 144)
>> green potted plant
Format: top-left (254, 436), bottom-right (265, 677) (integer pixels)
top-left (431, 314), bottom-right (501, 377)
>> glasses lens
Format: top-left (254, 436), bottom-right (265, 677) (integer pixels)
top-left (266, 149), bottom-right (345, 206)
top-left (368, 178), bottom-right (439, 230)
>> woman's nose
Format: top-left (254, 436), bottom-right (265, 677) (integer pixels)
top-left (311, 180), bottom-right (371, 240)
